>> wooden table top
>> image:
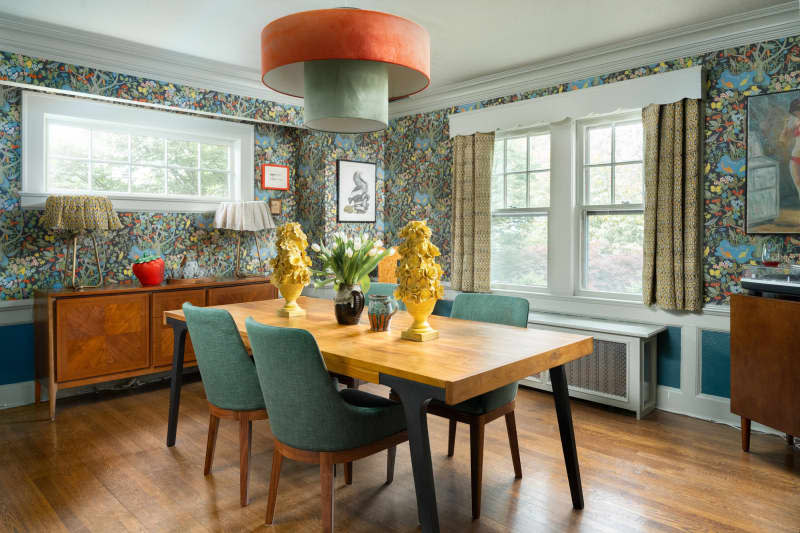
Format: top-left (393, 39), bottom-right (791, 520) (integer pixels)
top-left (164, 296), bottom-right (593, 405)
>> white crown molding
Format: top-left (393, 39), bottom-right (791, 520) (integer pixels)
top-left (0, 12), bottom-right (303, 108)
top-left (389, 2), bottom-right (800, 119)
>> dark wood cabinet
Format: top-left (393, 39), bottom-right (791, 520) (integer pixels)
top-left (34, 278), bottom-right (276, 420)
top-left (731, 294), bottom-right (800, 450)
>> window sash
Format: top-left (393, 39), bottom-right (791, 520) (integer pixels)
top-left (491, 211), bottom-right (549, 290)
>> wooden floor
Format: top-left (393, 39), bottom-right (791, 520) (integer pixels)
top-left (1, 378), bottom-right (798, 532)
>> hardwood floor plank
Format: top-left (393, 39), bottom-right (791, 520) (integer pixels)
top-left (1, 381), bottom-right (798, 532)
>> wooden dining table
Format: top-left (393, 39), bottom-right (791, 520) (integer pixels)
top-left (163, 296), bottom-right (593, 533)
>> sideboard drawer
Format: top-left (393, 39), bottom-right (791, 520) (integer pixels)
top-left (207, 282), bottom-right (277, 306)
top-left (152, 289), bottom-right (205, 367)
top-left (56, 293), bottom-right (149, 382)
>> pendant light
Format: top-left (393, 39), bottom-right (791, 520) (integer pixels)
top-left (261, 8), bottom-right (430, 133)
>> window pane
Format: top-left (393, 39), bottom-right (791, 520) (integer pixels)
top-left (530, 134), bottom-right (550, 170)
top-left (93, 163), bottom-right (129, 193)
top-left (614, 122), bottom-right (643, 162)
top-left (506, 137), bottom-right (527, 172)
top-left (529, 171), bottom-right (549, 208)
top-left (167, 168), bottom-right (197, 195)
top-left (167, 139), bottom-right (197, 167)
top-left (200, 171), bottom-right (228, 197)
top-left (506, 172), bottom-right (527, 208)
top-left (614, 163), bottom-right (643, 204)
top-left (586, 166), bottom-right (611, 205)
top-left (491, 174), bottom-right (504, 210)
top-left (48, 124), bottom-right (89, 158)
top-left (587, 126), bottom-right (612, 164)
top-left (132, 166), bottom-right (165, 193)
top-left (491, 215), bottom-right (547, 286)
top-left (585, 212), bottom-right (643, 294)
top-left (132, 135), bottom-right (165, 165)
top-left (492, 140), bottom-right (504, 175)
top-left (48, 158), bottom-right (88, 190)
top-left (200, 143), bottom-right (228, 170)
top-left (93, 131), bottom-right (129, 162)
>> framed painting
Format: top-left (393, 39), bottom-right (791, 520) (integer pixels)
top-left (746, 89), bottom-right (800, 233)
top-left (262, 164), bottom-right (290, 190)
top-left (337, 159), bottom-right (376, 223)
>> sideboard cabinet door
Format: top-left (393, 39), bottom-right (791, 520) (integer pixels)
top-left (152, 289), bottom-right (206, 367)
top-left (207, 283), bottom-right (277, 306)
top-left (56, 293), bottom-right (149, 382)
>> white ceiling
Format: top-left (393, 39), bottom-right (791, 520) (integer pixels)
top-left (0, 0), bottom-right (787, 93)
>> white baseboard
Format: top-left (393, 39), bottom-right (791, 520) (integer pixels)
top-left (0, 380), bottom-right (36, 409)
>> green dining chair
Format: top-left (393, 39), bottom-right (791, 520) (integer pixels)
top-left (427, 293), bottom-right (529, 519)
top-left (245, 318), bottom-right (408, 532)
top-left (182, 303), bottom-right (268, 507)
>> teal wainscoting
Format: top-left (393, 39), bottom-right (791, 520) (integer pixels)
top-left (657, 326), bottom-right (681, 388)
top-left (701, 330), bottom-right (731, 398)
top-left (0, 323), bottom-right (35, 386)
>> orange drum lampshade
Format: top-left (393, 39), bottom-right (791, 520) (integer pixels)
top-left (261, 8), bottom-right (430, 133)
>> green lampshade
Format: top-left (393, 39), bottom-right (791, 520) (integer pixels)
top-left (303, 59), bottom-right (388, 133)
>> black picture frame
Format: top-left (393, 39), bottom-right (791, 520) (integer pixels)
top-left (336, 159), bottom-right (376, 223)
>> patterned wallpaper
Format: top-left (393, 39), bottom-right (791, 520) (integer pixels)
top-left (384, 36), bottom-right (800, 304)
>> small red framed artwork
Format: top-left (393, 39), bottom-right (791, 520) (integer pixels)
top-left (261, 164), bottom-right (290, 190)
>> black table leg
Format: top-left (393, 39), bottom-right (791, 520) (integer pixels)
top-left (549, 364), bottom-right (584, 509)
top-left (380, 374), bottom-right (445, 533)
top-left (166, 318), bottom-right (188, 447)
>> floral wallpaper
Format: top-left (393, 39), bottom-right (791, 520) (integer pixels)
top-left (384, 35), bottom-right (800, 305)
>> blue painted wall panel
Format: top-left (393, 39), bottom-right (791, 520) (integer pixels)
top-left (657, 326), bottom-right (681, 388)
top-left (0, 323), bottom-right (35, 385)
top-left (701, 330), bottom-right (731, 398)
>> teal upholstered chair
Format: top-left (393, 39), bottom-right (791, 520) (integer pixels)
top-left (182, 304), bottom-right (268, 507)
top-left (427, 293), bottom-right (529, 519)
top-left (245, 318), bottom-right (408, 531)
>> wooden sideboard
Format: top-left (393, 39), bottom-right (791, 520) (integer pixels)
top-left (34, 277), bottom-right (277, 420)
top-left (730, 294), bottom-right (799, 451)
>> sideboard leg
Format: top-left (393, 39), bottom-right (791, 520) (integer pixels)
top-left (741, 417), bottom-right (751, 452)
top-left (35, 380), bottom-right (41, 403)
top-left (48, 378), bottom-right (57, 421)
top-left (166, 320), bottom-right (188, 447)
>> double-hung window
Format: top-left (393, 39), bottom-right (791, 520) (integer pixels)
top-left (22, 91), bottom-right (254, 212)
top-left (490, 129), bottom-right (550, 289)
top-left (576, 113), bottom-right (644, 297)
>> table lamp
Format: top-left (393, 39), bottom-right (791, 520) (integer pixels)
top-left (214, 201), bottom-right (276, 277)
top-left (43, 195), bottom-right (123, 290)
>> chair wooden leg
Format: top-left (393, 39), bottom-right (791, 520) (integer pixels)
top-left (505, 411), bottom-right (523, 479)
top-left (239, 415), bottom-right (253, 506)
top-left (204, 413), bottom-right (220, 476)
top-left (321, 454), bottom-right (335, 533)
top-left (469, 420), bottom-right (485, 520)
top-left (344, 461), bottom-right (353, 485)
top-left (386, 446), bottom-right (396, 484)
top-left (266, 447), bottom-right (283, 525)
top-left (447, 419), bottom-right (457, 457)
top-left (741, 417), bottom-right (751, 452)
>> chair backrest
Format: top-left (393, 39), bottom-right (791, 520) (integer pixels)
top-left (182, 303), bottom-right (263, 411)
top-left (246, 318), bottom-right (361, 451)
top-left (450, 293), bottom-right (529, 328)
top-left (366, 282), bottom-right (405, 310)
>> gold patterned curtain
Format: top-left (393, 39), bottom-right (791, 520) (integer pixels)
top-left (642, 99), bottom-right (702, 311)
top-left (451, 132), bottom-right (494, 292)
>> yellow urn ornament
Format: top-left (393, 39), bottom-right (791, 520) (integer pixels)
top-left (394, 220), bottom-right (444, 342)
top-left (270, 222), bottom-right (312, 317)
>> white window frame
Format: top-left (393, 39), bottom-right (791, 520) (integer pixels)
top-left (575, 112), bottom-right (644, 301)
top-left (491, 126), bottom-right (551, 292)
top-left (21, 91), bottom-right (254, 212)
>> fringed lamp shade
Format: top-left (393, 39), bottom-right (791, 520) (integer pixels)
top-left (214, 201), bottom-right (276, 277)
top-left (261, 8), bottom-right (430, 133)
top-left (43, 195), bottom-right (122, 290)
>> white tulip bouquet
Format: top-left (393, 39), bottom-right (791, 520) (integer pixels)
top-left (310, 232), bottom-right (393, 294)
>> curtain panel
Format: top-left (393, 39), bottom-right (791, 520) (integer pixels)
top-left (451, 132), bottom-right (494, 292)
top-left (642, 99), bottom-right (702, 311)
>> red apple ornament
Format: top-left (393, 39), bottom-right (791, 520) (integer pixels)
top-left (132, 255), bottom-right (165, 286)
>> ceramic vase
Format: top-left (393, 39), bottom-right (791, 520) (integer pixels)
top-left (367, 294), bottom-right (398, 331)
top-left (277, 281), bottom-right (306, 317)
top-left (401, 297), bottom-right (439, 341)
top-left (334, 284), bottom-right (365, 325)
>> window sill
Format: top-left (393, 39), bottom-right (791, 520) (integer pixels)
top-left (20, 192), bottom-right (220, 213)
